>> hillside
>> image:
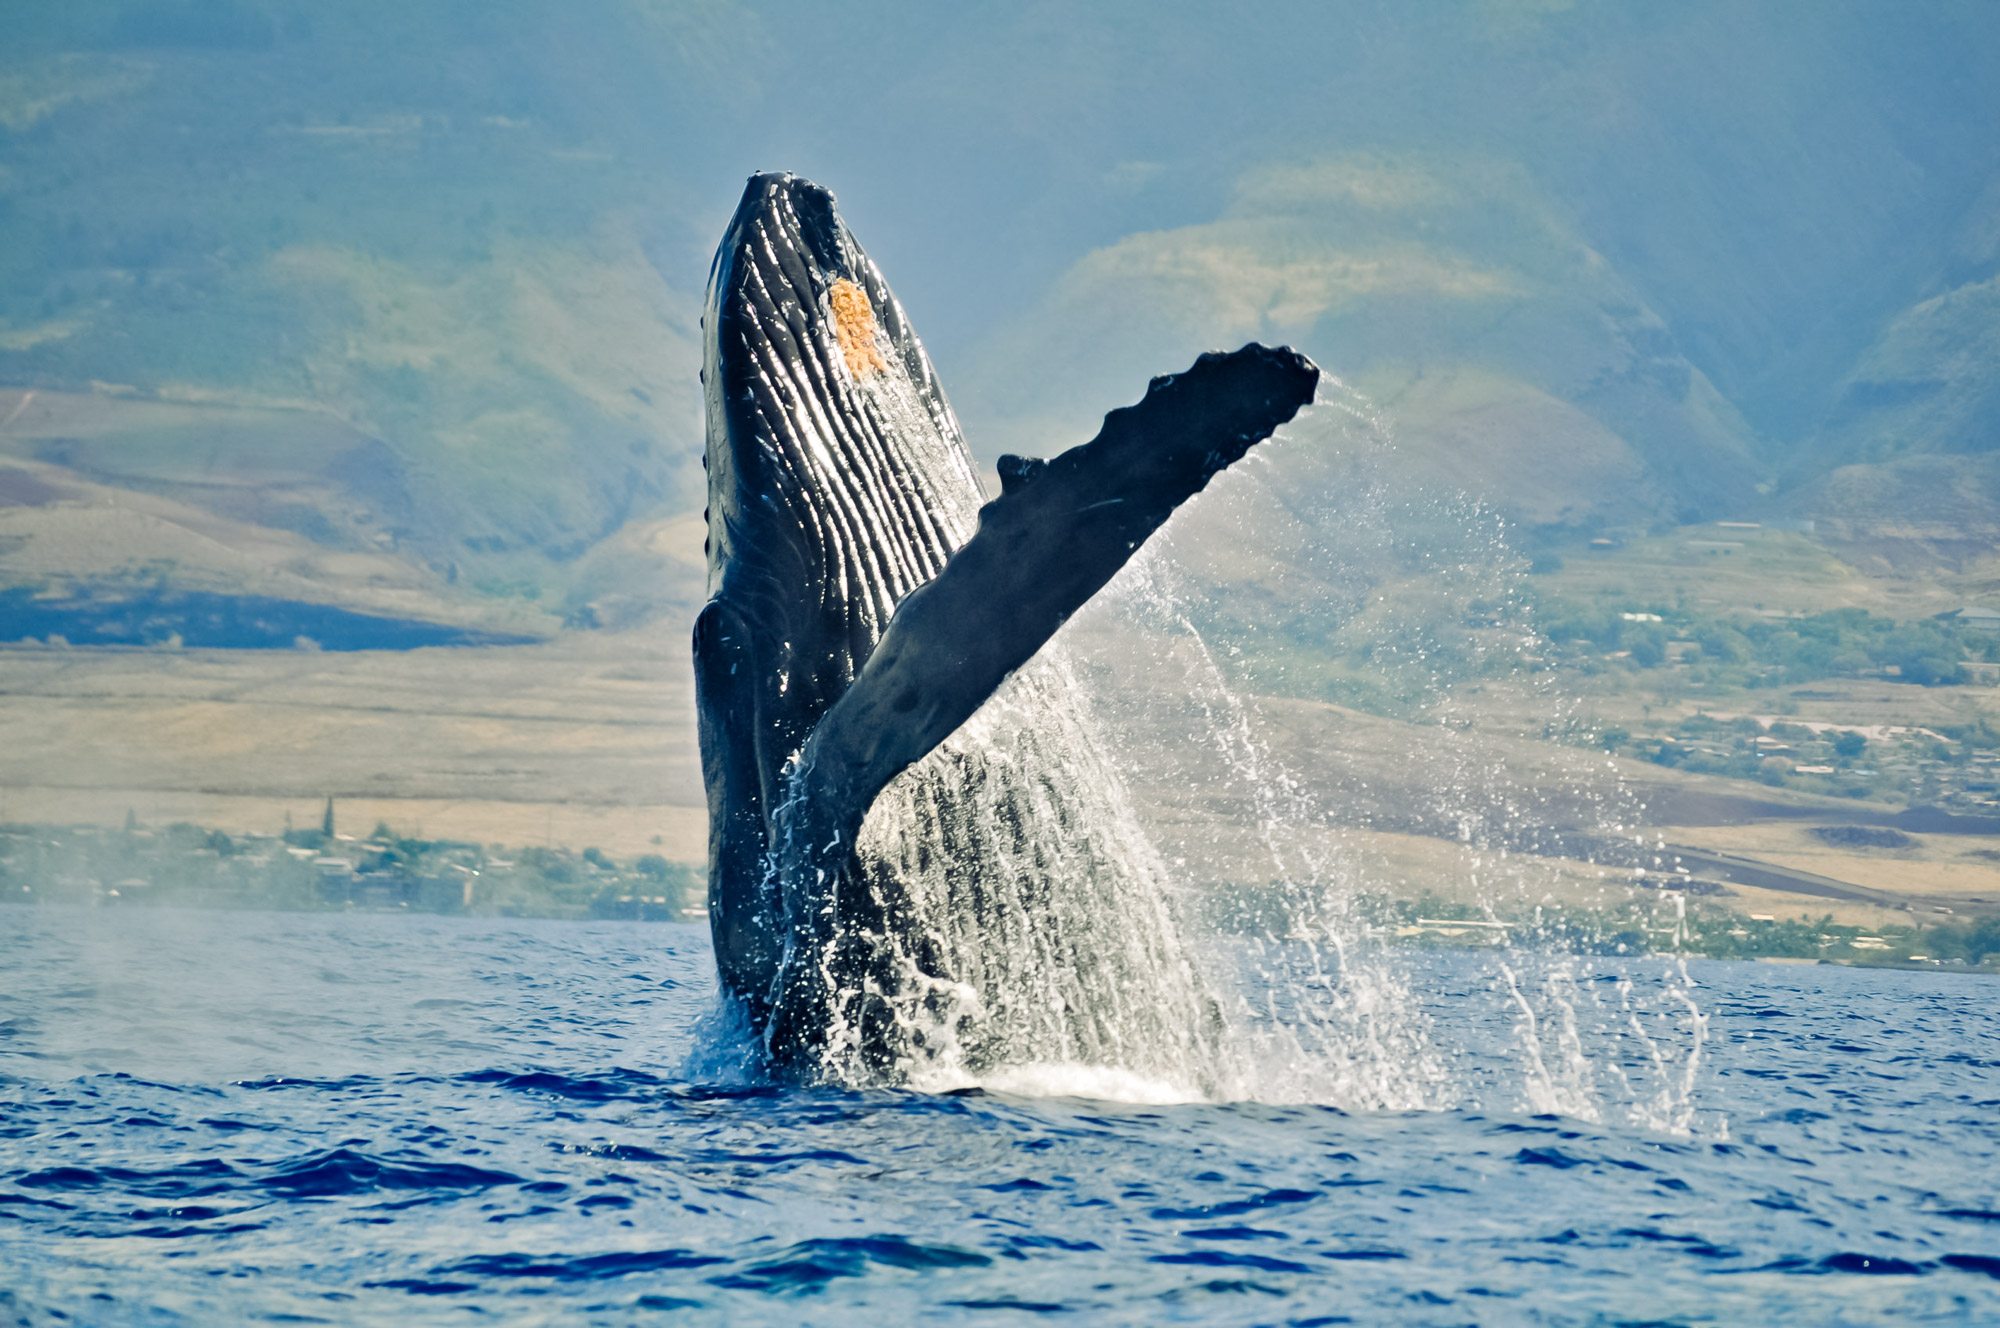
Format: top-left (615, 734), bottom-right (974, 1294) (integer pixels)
top-left (0, 1), bottom-right (723, 630)
top-left (0, 2), bottom-right (1997, 638)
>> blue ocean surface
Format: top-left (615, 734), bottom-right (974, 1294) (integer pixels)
top-left (1, 909), bottom-right (1995, 1326)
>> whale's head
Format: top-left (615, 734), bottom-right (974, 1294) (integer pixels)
top-left (702, 174), bottom-right (984, 684)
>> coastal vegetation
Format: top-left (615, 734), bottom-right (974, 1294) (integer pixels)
top-left (0, 816), bottom-right (705, 921)
top-left (1532, 603), bottom-right (1996, 691)
top-left (1205, 883), bottom-right (1999, 972)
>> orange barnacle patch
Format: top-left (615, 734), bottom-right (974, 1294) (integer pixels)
top-left (829, 278), bottom-right (889, 380)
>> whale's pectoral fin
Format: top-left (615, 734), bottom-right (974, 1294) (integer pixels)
top-left (774, 343), bottom-right (1319, 891)
top-left (693, 599), bottom-right (783, 1007)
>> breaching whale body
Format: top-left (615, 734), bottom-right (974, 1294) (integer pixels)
top-left (698, 172), bottom-right (1318, 1083)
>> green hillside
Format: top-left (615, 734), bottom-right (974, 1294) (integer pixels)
top-left (965, 151), bottom-right (1764, 530)
top-left (0, 0), bottom-right (734, 624)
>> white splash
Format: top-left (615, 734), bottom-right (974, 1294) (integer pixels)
top-left (703, 376), bottom-right (1716, 1137)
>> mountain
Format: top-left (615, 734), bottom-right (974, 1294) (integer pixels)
top-left (0, 3), bottom-right (734, 589)
top-left (1, 1), bottom-right (1996, 630)
top-left (960, 151), bottom-right (1762, 531)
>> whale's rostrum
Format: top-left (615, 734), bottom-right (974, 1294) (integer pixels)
top-left (698, 172), bottom-right (1318, 1081)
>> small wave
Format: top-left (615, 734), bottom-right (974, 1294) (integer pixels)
top-left (1149, 1249), bottom-right (1316, 1275)
top-left (0, 1191), bottom-right (74, 1211)
top-left (363, 1278), bottom-right (479, 1296)
top-left (16, 1157), bottom-right (239, 1199)
top-left (127, 1218), bottom-right (269, 1239)
top-left (915, 1061), bottom-right (1209, 1105)
top-left (695, 1147), bottom-right (871, 1168)
top-left (1150, 1188), bottom-right (1319, 1221)
top-left (255, 1147), bottom-right (519, 1197)
top-left (554, 1141), bottom-right (673, 1164)
top-left (978, 1176), bottom-right (1053, 1193)
top-left (1814, 1252), bottom-right (1931, 1276)
top-left (1182, 1225), bottom-right (1290, 1242)
top-left (456, 1067), bottom-right (671, 1102)
top-left (1611, 1227), bottom-right (1738, 1259)
top-left (234, 1074), bottom-right (382, 1093)
top-left (708, 1235), bottom-right (991, 1294)
top-left (440, 1248), bottom-right (728, 1280)
top-left (1513, 1146), bottom-right (1589, 1169)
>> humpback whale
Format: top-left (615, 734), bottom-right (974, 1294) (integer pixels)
top-left (698, 173), bottom-right (1317, 1080)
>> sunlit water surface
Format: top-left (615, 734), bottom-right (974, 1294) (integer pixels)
top-left (2, 910), bottom-right (1995, 1325)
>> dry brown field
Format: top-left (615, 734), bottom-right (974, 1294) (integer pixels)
top-left (3, 623), bottom-right (1990, 927)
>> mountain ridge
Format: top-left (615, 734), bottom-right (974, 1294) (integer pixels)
top-left (1, 2), bottom-right (1996, 623)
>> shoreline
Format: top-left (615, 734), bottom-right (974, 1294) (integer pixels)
top-left (9, 889), bottom-right (1992, 978)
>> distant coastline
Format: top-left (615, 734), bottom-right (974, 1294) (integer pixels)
top-left (0, 812), bottom-right (704, 923)
top-left (8, 814), bottom-right (1992, 975)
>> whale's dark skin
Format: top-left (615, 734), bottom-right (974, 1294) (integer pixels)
top-left (697, 173), bottom-right (989, 1051)
top-left (696, 173), bottom-right (1318, 1075)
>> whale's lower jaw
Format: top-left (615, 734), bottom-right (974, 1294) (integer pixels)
top-left (695, 172), bottom-right (1318, 1080)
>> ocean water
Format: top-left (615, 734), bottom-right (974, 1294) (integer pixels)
top-left (2, 909), bottom-right (1996, 1326)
